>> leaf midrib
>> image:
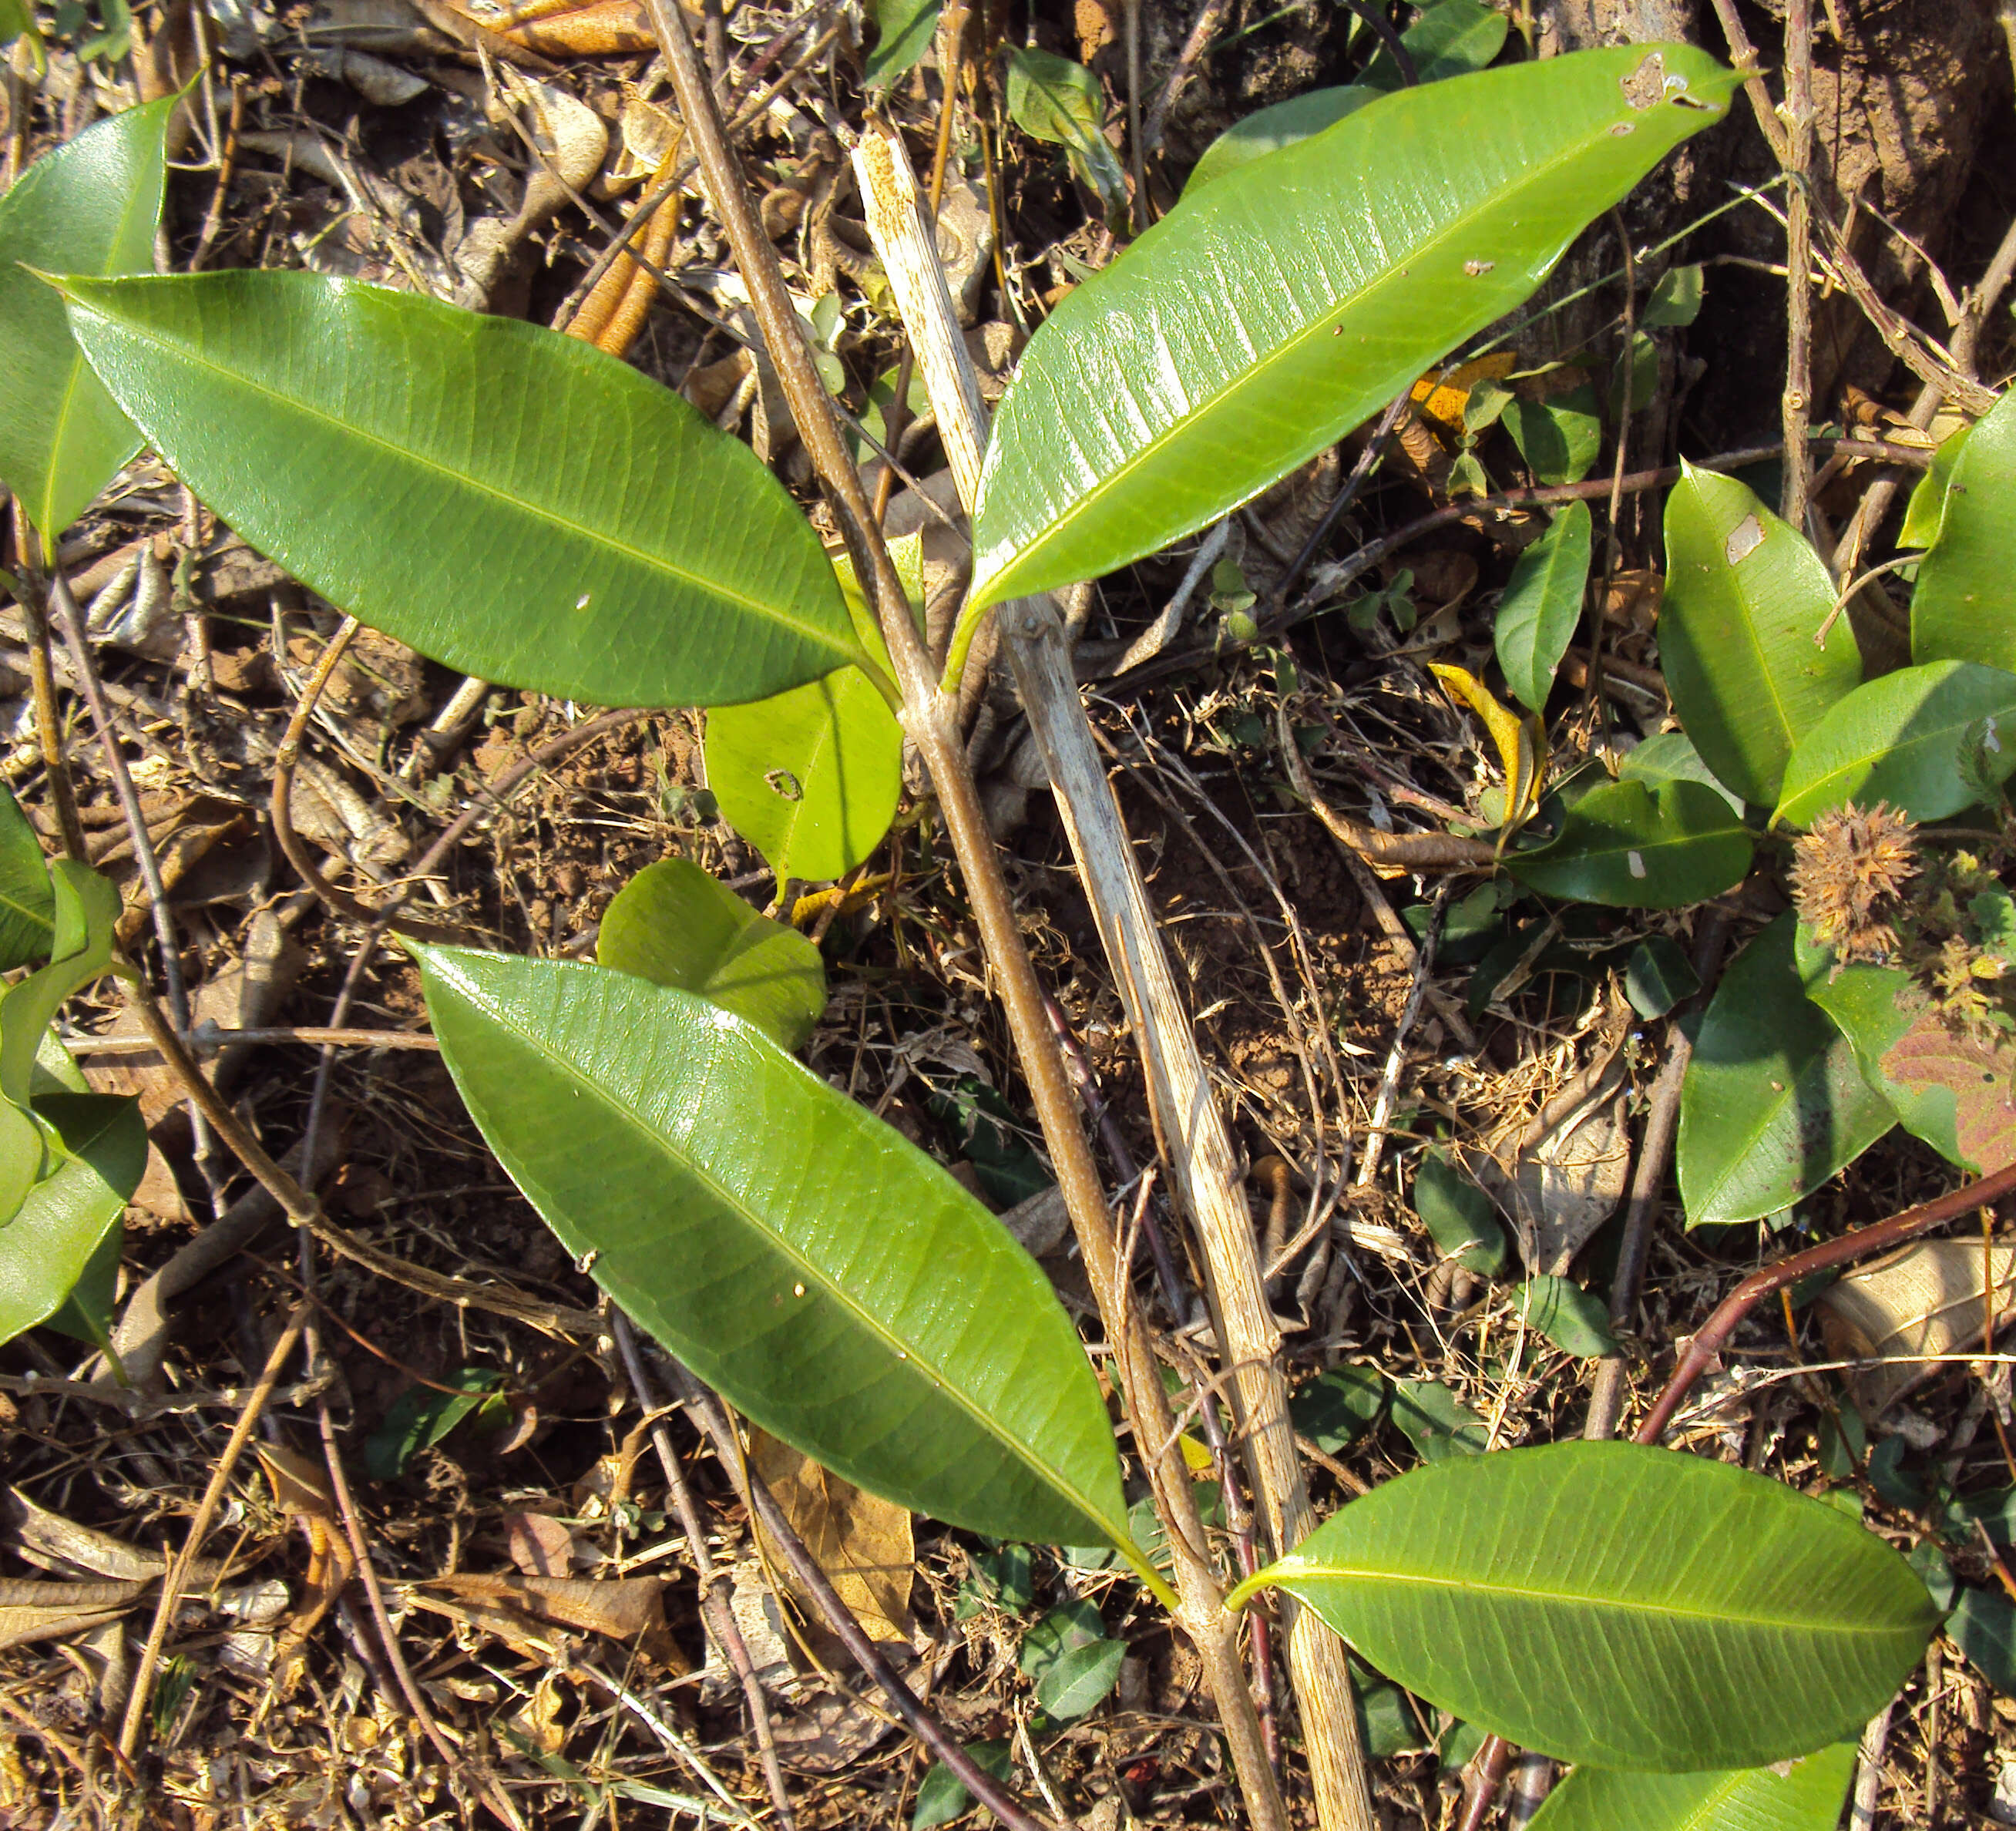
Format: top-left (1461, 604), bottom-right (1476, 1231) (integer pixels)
top-left (1284, 1558), bottom-right (1901, 1637)
top-left (70, 288), bottom-right (852, 660)
top-left (990, 90), bottom-right (1617, 596)
top-left (449, 969), bottom-right (1123, 1542)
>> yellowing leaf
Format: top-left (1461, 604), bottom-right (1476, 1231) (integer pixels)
top-left (1410, 351), bottom-right (1517, 437)
top-left (1428, 662), bottom-right (1544, 829)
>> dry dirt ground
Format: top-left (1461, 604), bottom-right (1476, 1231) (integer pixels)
top-left (5, 0), bottom-right (2016, 1826)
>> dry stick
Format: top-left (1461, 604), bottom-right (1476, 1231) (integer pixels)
top-left (1142, 0), bottom-right (1232, 153)
top-left (645, 1353), bottom-right (1050, 1831)
top-left (1848, 1700), bottom-right (1893, 1831)
top-left (1702, 0), bottom-right (1789, 164)
top-left (9, 517), bottom-right (87, 862)
top-left (1582, 913), bottom-right (1732, 1443)
top-left (651, 8), bottom-right (1279, 1822)
top-left (1780, 0), bottom-right (1815, 536)
top-left (117, 1302), bottom-right (310, 1757)
top-left (1633, 1157), bottom-right (2016, 1446)
top-left (610, 1315), bottom-right (795, 1830)
top-left (854, 120), bottom-right (1361, 1831)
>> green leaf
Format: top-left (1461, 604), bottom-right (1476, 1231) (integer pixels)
top-left (1495, 499), bottom-right (1592, 711)
top-left (0, 0), bottom-right (47, 75)
top-left (1389, 1378), bottom-right (1487, 1463)
top-left (865, 0), bottom-right (939, 86)
top-left (0, 95), bottom-right (173, 540)
top-left (912, 1741), bottom-right (1013, 1831)
top-left (1527, 1743), bottom-right (1855, 1831)
top-left (597, 859), bottom-right (825, 1052)
top-left (1639, 262), bottom-right (1704, 329)
top-left (1185, 87), bottom-right (1380, 193)
top-left (0, 862), bottom-right (121, 1114)
top-left (968, 47), bottom-right (1736, 616)
top-left (0, 1093), bottom-right (143, 1347)
top-left (1033, 1636), bottom-right (1125, 1721)
top-left (1504, 383), bottom-right (1603, 486)
top-left (364, 1368), bottom-right (504, 1480)
top-left (1624, 936), bottom-right (1698, 1019)
top-left (1412, 1147), bottom-right (1505, 1275)
top-left (1660, 462), bottom-right (1863, 807)
top-left (706, 667), bottom-right (902, 882)
top-left (1004, 47), bottom-right (1126, 221)
top-left (61, 271), bottom-right (862, 711)
top-left (0, 785), bottom-right (53, 973)
top-left (1362, 0), bottom-right (1508, 91)
top-left (1018, 1598), bottom-right (1104, 1680)
top-left (1774, 660), bottom-right (2016, 828)
top-left (1291, 1365), bottom-right (1387, 1453)
top-left (1913, 388), bottom-right (2016, 671)
top-left (1512, 1275), bottom-right (1615, 1356)
top-left (1507, 778), bottom-right (1754, 909)
top-left (1244, 1441), bottom-right (1937, 1770)
top-left (1678, 913), bottom-right (1895, 1227)
top-left (1898, 421), bottom-right (1970, 551)
top-left (414, 946), bottom-right (1136, 1554)
top-left (1618, 729), bottom-right (1743, 812)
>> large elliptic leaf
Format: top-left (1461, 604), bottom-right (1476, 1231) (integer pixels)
top-left (0, 786), bottom-right (54, 973)
top-left (1527, 1744), bottom-right (1856, 1831)
top-left (1239, 1441), bottom-right (1936, 1770)
top-left (1507, 779), bottom-right (1752, 909)
top-left (1677, 913), bottom-right (1894, 1227)
top-left (1661, 463), bottom-right (1862, 808)
top-left (0, 94), bottom-right (173, 541)
top-left (1774, 660), bottom-right (2016, 828)
top-left (1913, 387), bottom-right (2016, 671)
top-left (59, 271), bottom-right (862, 711)
top-left (597, 858), bottom-right (825, 1052)
top-left (414, 946), bottom-right (1135, 1554)
top-left (1899, 420), bottom-right (1970, 551)
top-left (0, 1092), bottom-right (144, 1347)
top-left (968, 47), bottom-right (1736, 616)
top-left (1495, 499), bottom-right (1592, 711)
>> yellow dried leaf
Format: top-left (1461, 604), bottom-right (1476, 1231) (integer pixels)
top-left (1427, 661), bottom-right (1544, 829)
top-left (1410, 351), bottom-right (1517, 436)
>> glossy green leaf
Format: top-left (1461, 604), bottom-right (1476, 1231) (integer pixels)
top-left (1389, 1378), bottom-right (1487, 1462)
top-left (969, 47), bottom-right (1736, 616)
top-left (1291, 1365), bottom-right (1387, 1453)
top-left (1004, 47), bottom-right (1126, 220)
top-left (1774, 661), bottom-right (2016, 828)
top-left (1033, 1636), bottom-right (1125, 1720)
top-left (1806, 959), bottom-right (1960, 1164)
top-left (1527, 1743), bottom-right (1856, 1831)
top-left (1512, 1275), bottom-right (1615, 1356)
top-left (1413, 1147), bottom-right (1505, 1275)
top-left (912, 1741), bottom-right (1013, 1831)
top-left (1951, 1584), bottom-right (2016, 1694)
top-left (1505, 384), bottom-right (1602, 486)
top-left (1661, 463), bottom-right (1862, 807)
top-left (364, 1368), bottom-right (503, 1480)
top-left (0, 95), bottom-right (172, 540)
top-left (0, 785), bottom-right (53, 973)
top-left (0, 1093), bottom-right (143, 1347)
top-left (414, 946), bottom-right (1137, 1555)
top-left (1507, 779), bottom-right (1752, 909)
top-left (61, 271), bottom-right (861, 710)
top-left (1913, 389), bottom-right (2016, 672)
top-left (1619, 729), bottom-right (1743, 812)
top-left (1678, 913), bottom-right (1895, 1227)
top-left (598, 859), bottom-right (825, 1052)
top-left (0, 862), bottom-right (121, 1114)
top-left (1363, 0), bottom-right (1507, 90)
top-left (1495, 499), bottom-right (1592, 711)
top-left (0, 0), bottom-right (46, 75)
top-left (1185, 87), bottom-right (1379, 193)
top-left (1242, 1441), bottom-right (1937, 1769)
top-left (1625, 936), bottom-right (1698, 1019)
top-left (1639, 262), bottom-right (1704, 329)
top-left (706, 667), bottom-right (902, 882)
top-left (1019, 1598), bottom-right (1104, 1681)
top-left (865, 0), bottom-right (939, 85)
top-left (1899, 421), bottom-right (1970, 550)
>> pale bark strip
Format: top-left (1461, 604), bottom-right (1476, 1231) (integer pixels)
top-left (855, 118), bottom-right (1376, 1831)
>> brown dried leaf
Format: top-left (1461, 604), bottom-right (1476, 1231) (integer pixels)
top-left (748, 1429), bottom-right (916, 1648)
top-left (425, 1571), bottom-right (688, 1669)
top-left (0, 1577), bottom-right (150, 1651)
top-left (1817, 1237), bottom-right (2016, 1416)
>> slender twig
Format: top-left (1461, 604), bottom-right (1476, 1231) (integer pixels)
top-left (1354, 885), bottom-right (1446, 1191)
top-left (1144, 0), bottom-right (1232, 152)
top-left (1702, 0), bottom-right (1789, 163)
top-left (9, 520), bottom-right (88, 864)
top-left (1275, 389), bottom-right (1413, 607)
top-left (119, 1304), bottom-right (310, 1757)
top-left (612, 1314), bottom-right (795, 1829)
top-left (70, 1024), bottom-right (441, 1055)
top-left (1635, 1157), bottom-right (2016, 1444)
top-left (1780, 0), bottom-right (1815, 535)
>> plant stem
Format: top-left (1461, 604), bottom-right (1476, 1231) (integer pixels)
top-left (1780, 0), bottom-right (1814, 535)
top-left (644, 18), bottom-right (1284, 1819)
